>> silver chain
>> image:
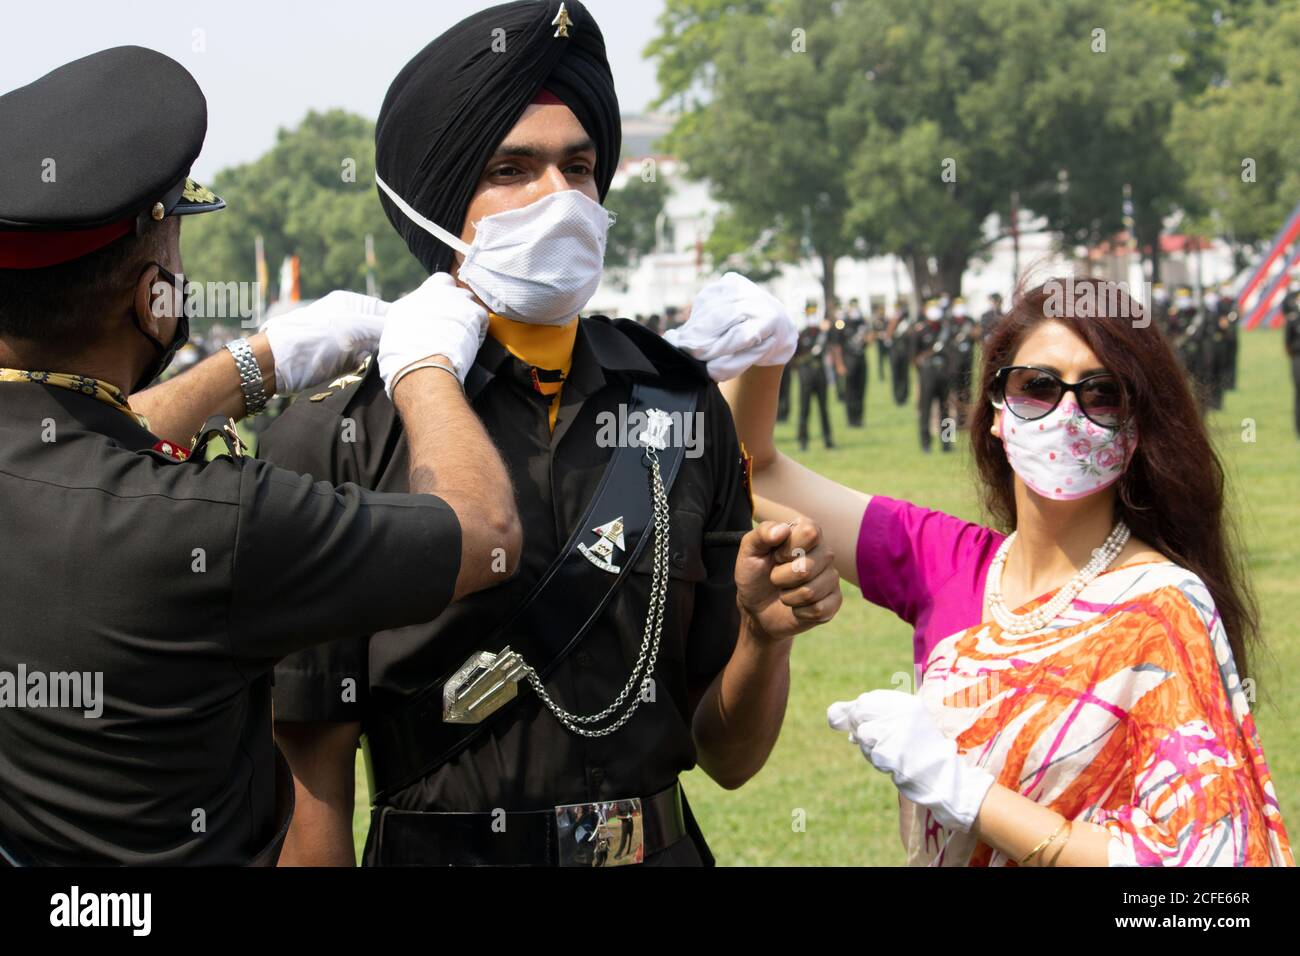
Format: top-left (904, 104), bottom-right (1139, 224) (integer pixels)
top-left (521, 447), bottom-right (670, 738)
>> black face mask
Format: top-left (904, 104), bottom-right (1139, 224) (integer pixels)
top-left (132, 263), bottom-right (191, 392)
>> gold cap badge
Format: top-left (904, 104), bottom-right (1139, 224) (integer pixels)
top-left (552, 2), bottom-right (573, 38)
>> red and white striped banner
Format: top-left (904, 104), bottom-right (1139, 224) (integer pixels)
top-left (1236, 199), bottom-right (1300, 330)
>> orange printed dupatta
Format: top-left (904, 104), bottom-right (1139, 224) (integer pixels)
top-left (903, 561), bottom-right (1293, 867)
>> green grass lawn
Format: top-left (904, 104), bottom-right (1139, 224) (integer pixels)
top-left (348, 329), bottom-right (1300, 865)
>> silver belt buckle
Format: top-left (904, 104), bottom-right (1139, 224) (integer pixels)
top-left (442, 647), bottom-right (527, 723)
top-left (554, 797), bottom-right (644, 867)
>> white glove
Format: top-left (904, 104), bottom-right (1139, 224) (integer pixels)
top-left (262, 290), bottom-right (387, 395)
top-left (827, 689), bottom-right (995, 833)
top-left (663, 272), bottom-right (798, 382)
top-left (377, 272), bottom-right (488, 396)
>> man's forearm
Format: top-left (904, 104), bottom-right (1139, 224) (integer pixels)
top-left (392, 363), bottom-right (509, 506)
top-left (392, 362), bottom-right (522, 598)
top-left (132, 332), bottom-right (276, 445)
top-left (275, 721), bottom-right (360, 867)
top-left (692, 611), bottom-right (792, 790)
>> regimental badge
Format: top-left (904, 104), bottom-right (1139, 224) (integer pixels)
top-left (638, 408), bottom-right (672, 451)
top-left (578, 516), bottom-right (625, 573)
top-left (151, 439), bottom-right (189, 462)
top-left (552, 1), bottom-right (573, 37)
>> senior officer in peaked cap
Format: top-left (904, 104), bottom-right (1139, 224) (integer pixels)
top-left (0, 45), bottom-right (523, 865)
top-left (261, 0), bottom-right (841, 867)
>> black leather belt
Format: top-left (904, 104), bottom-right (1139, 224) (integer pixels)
top-left (370, 782), bottom-right (687, 867)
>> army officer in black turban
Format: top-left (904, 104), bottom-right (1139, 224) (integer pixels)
top-left (259, 0), bottom-right (841, 867)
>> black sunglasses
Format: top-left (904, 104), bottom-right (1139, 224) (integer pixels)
top-left (991, 365), bottom-right (1127, 429)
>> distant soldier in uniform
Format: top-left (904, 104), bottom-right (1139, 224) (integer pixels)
top-left (836, 303), bottom-right (869, 427)
top-left (793, 316), bottom-right (835, 451)
top-left (1200, 287), bottom-right (1232, 410)
top-left (978, 292), bottom-right (1003, 345)
top-left (261, 1), bottom-right (839, 868)
top-left (870, 303), bottom-right (889, 379)
top-left (1173, 288), bottom-right (1213, 410)
top-left (0, 47), bottom-right (524, 865)
top-left (1150, 282), bottom-right (1172, 340)
top-left (828, 302), bottom-right (845, 403)
top-left (887, 302), bottom-right (913, 405)
top-left (1215, 284), bottom-right (1240, 392)
top-left (913, 299), bottom-right (953, 453)
top-left (1284, 283), bottom-right (1300, 439)
top-left (949, 296), bottom-right (976, 425)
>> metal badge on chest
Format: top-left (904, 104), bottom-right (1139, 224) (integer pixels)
top-left (441, 408), bottom-right (675, 729)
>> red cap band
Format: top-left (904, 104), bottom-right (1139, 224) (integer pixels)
top-left (0, 218), bottom-right (133, 269)
top-left (531, 88), bottom-right (565, 106)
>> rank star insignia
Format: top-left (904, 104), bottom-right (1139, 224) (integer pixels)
top-left (578, 515), bottom-right (625, 573)
top-left (552, 2), bottom-right (573, 37)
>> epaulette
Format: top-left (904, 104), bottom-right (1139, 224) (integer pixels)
top-left (304, 354), bottom-right (373, 409)
top-left (605, 317), bottom-right (712, 387)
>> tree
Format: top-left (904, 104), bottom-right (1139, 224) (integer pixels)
top-left (180, 110), bottom-right (426, 329)
top-left (648, 0), bottom-right (862, 308)
top-left (649, 0), bottom-right (1206, 296)
top-left (603, 173), bottom-right (670, 273)
top-left (1170, 1), bottom-right (1300, 265)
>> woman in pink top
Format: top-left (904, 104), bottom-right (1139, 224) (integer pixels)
top-left (710, 276), bottom-right (1291, 866)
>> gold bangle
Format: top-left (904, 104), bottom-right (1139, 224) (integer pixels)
top-left (1020, 817), bottom-right (1069, 866)
top-left (1045, 820), bottom-right (1073, 867)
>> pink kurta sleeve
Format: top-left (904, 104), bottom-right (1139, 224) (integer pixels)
top-left (855, 496), bottom-right (1004, 669)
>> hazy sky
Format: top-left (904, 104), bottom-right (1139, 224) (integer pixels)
top-left (1, 0), bottom-right (667, 180)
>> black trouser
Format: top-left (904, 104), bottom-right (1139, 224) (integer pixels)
top-left (1214, 337), bottom-right (1236, 397)
top-left (1292, 354), bottom-right (1300, 437)
top-left (890, 344), bottom-right (911, 405)
top-left (1202, 339), bottom-right (1224, 410)
top-left (918, 358), bottom-right (952, 452)
top-left (777, 364), bottom-right (792, 422)
top-left (877, 340), bottom-right (889, 379)
top-left (1225, 337), bottom-right (1238, 390)
top-left (797, 364), bottom-right (833, 449)
top-left (843, 353), bottom-right (867, 427)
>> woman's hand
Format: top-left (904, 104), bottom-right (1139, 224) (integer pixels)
top-left (827, 689), bottom-right (995, 833)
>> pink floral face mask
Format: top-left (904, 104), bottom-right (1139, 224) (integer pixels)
top-left (998, 397), bottom-right (1137, 500)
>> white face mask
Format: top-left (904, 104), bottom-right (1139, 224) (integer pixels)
top-left (377, 174), bottom-right (614, 326)
top-left (996, 397), bottom-right (1138, 501)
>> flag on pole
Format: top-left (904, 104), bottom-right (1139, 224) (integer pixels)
top-left (279, 255), bottom-right (300, 304)
top-left (365, 234), bottom-right (378, 299)
top-left (254, 235), bottom-right (268, 322)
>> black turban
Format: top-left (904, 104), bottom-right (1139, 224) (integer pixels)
top-left (376, 0), bottom-right (621, 275)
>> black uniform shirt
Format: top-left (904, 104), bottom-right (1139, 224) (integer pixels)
top-left (912, 318), bottom-right (948, 365)
top-left (260, 317), bottom-right (751, 821)
top-left (0, 381), bottom-right (461, 864)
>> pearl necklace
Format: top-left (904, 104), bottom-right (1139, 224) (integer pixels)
top-left (984, 521), bottom-right (1130, 635)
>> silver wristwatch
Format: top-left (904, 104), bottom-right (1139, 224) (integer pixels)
top-left (225, 337), bottom-right (270, 416)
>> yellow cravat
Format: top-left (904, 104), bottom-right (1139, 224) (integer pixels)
top-left (486, 314), bottom-right (578, 431)
top-left (0, 368), bottom-right (149, 430)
